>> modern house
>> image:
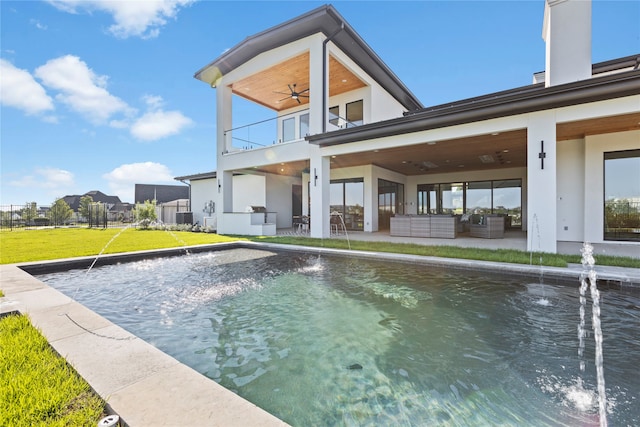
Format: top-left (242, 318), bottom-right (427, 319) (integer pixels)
top-left (191, 0), bottom-right (639, 255)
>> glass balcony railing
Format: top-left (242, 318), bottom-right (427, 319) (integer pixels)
top-left (224, 109), bottom-right (361, 152)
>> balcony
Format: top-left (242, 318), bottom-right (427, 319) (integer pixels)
top-left (223, 107), bottom-right (362, 153)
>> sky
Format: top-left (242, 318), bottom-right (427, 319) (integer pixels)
top-left (1, 0), bottom-right (639, 206)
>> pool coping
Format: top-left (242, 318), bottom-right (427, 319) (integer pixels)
top-left (1, 241), bottom-right (638, 426)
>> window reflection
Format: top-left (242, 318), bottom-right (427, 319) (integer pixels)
top-left (417, 180), bottom-right (522, 228)
top-left (604, 150), bottom-right (640, 241)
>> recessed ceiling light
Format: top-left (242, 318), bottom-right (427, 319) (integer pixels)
top-left (491, 132), bottom-right (500, 136)
top-left (331, 155), bottom-right (336, 158)
top-left (373, 149), bottom-right (379, 153)
top-left (479, 155), bottom-right (495, 164)
top-left (342, 79), bottom-right (347, 83)
top-left (280, 168), bottom-right (284, 172)
top-left (427, 142), bottom-right (436, 145)
top-left (503, 149), bottom-right (509, 153)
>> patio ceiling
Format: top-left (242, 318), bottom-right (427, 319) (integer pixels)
top-left (246, 111), bottom-right (640, 178)
top-left (230, 52), bottom-right (366, 112)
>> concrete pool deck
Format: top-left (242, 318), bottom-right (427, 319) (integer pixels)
top-left (1, 241), bottom-right (638, 426)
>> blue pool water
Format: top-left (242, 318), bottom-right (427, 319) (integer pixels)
top-left (39, 248), bottom-right (640, 426)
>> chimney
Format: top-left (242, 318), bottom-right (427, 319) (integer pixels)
top-left (542, 0), bottom-right (592, 87)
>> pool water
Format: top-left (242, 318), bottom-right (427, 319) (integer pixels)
top-left (40, 248), bottom-right (640, 426)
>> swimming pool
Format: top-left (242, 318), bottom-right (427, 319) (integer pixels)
top-left (39, 248), bottom-right (640, 426)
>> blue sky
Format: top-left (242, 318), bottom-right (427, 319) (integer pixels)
top-left (1, 1), bottom-right (638, 205)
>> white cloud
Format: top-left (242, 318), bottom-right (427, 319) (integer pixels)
top-left (47, 0), bottom-right (195, 39)
top-left (103, 162), bottom-right (174, 202)
top-left (30, 19), bottom-right (48, 30)
top-left (9, 168), bottom-right (75, 199)
top-left (130, 109), bottom-right (193, 141)
top-left (0, 59), bottom-right (55, 115)
top-left (142, 94), bottom-right (164, 110)
top-left (34, 55), bottom-right (133, 124)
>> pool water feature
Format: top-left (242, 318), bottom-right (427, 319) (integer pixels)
top-left (39, 248), bottom-right (640, 426)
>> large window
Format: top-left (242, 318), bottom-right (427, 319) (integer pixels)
top-left (282, 117), bottom-right (295, 142)
top-left (299, 113), bottom-right (309, 138)
top-left (604, 149), bottom-right (640, 241)
top-left (417, 180), bottom-right (522, 228)
top-left (378, 179), bottom-right (404, 230)
top-left (346, 100), bottom-right (363, 128)
top-left (329, 106), bottom-right (340, 127)
top-left (330, 178), bottom-right (364, 230)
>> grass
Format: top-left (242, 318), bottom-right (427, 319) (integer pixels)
top-left (246, 235), bottom-right (640, 268)
top-left (0, 227), bottom-right (240, 264)
top-left (0, 314), bottom-right (105, 426)
top-left (1, 227), bottom-right (638, 268)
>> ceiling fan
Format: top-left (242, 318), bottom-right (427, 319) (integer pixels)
top-left (275, 83), bottom-right (309, 104)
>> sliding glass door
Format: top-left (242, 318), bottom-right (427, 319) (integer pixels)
top-left (378, 179), bottom-right (404, 230)
top-left (330, 179), bottom-right (364, 231)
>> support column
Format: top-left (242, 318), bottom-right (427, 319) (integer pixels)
top-left (308, 35), bottom-right (323, 136)
top-left (216, 83), bottom-right (233, 233)
top-left (216, 83), bottom-right (233, 154)
top-left (309, 146), bottom-right (330, 238)
top-left (527, 111), bottom-right (558, 253)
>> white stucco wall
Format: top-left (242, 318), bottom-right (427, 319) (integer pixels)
top-left (189, 178), bottom-right (217, 226)
top-left (584, 130), bottom-right (640, 245)
top-left (233, 175), bottom-right (267, 211)
top-left (265, 174), bottom-right (302, 228)
top-left (556, 139), bottom-right (585, 242)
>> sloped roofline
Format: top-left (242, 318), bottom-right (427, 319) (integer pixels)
top-left (307, 67), bottom-right (640, 147)
top-left (193, 4), bottom-right (423, 111)
top-left (174, 171), bottom-right (217, 181)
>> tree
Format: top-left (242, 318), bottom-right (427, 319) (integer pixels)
top-left (21, 202), bottom-right (38, 225)
top-left (48, 198), bottom-right (73, 226)
top-left (78, 195), bottom-right (93, 221)
top-left (134, 200), bottom-right (158, 229)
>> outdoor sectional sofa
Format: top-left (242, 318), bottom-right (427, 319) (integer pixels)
top-left (469, 215), bottom-right (505, 239)
top-left (390, 215), bottom-right (459, 239)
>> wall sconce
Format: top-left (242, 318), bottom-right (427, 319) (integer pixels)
top-left (314, 168), bottom-right (318, 187)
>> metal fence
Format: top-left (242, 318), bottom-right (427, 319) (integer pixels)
top-left (1, 201), bottom-right (192, 231)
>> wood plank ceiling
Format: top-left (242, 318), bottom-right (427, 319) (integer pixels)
top-left (230, 52), bottom-right (366, 111)
top-left (228, 51), bottom-right (640, 178)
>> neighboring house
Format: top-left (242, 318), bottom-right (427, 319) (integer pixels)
top-left (134, 184), bottom-right (190, 205)
top-left (192, 1), bottom-right (639, 255)
top-left (63, 191), bottom-right (122, 211)
top-left (62, 190), bottom-right (131, 222)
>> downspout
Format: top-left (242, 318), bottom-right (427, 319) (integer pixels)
top-left (322, 22), bottom-right (344, 133)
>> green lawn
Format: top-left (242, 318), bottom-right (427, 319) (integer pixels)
top-left (0, 314), bottom-right (105, 427)
top-left (1, 227), bottom-right (639, 268)
top-left (0, 227), bottom-right (240, 264)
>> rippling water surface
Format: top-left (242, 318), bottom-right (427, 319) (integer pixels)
top-left (40, 249), bottom-right (640, 426)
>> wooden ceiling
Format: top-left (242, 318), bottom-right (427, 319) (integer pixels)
top-left (246, 112), bottom-right (639, 177)
top-left (557, 112), bottom-right (640, 140)
top-left (230, 52), bottom-right (366, 111)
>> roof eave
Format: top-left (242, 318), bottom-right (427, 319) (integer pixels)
top-left (307, 70), bottom-right (640, 147)
top-left (193, 5), bottom-right (422, 111)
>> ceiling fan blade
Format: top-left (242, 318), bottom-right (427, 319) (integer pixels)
top-left (274, 91), bottom-right (291, 95)
top-left (296, 97), bottom-right (301, 104)
top-left (298, 94), bottom-right (309, 98)
top-left (288, 84), bottom-right (295, 93)
top-left (298, 88), bottom-right (309, 94)
top-left (279, 96), bottom-right (291, 102)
